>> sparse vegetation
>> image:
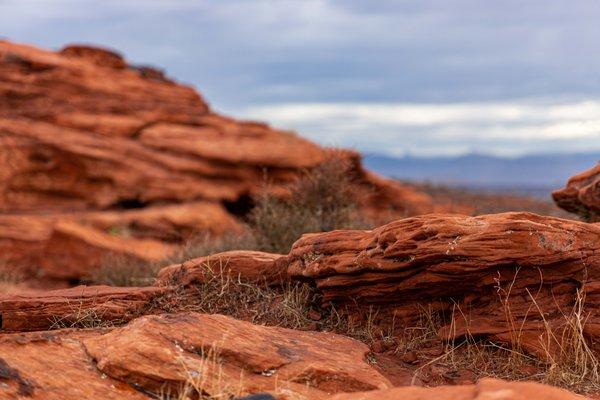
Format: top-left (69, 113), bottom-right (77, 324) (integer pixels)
top-left (84, 156), bottom-right (600, 396)
top-left (248, 153), bottom-right (370, 254)
top-left (0, 261), bottom-right (24, 294)
top-left (93, 154), bottom-right (371, 287)
top-left (404, 285), bottom-right (600, 394)
top-left (50, 300), bottom-right (121, 329)
top-left (91, 254), bottom-right (161, 287)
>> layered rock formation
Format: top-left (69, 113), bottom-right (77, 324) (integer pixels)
top-left (0, 310), bottom-right (590, 399)
top-left (553, 162), bottom-right (600, 221)
top-left (287, 212), bottom-right (600, 354)
top-left (0, 40), bottom-right (432, 282)
top-left (1, 212), bottom-right (599, 398)
top-left (0, 312), bottom-right (392, 399)
top-left (0, 285), bottom-right (165, 331)
top-left (156, 250), bottom-right (289, 287)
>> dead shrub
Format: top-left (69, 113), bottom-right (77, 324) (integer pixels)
top-left (249, 154), bottom-right (372, 254)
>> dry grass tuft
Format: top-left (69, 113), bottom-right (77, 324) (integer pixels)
top-left (50, 300), bottom-right (120, 329)
top-left (149, 258), bottom-right (385, 343)
top-left (534, 286), bottom-right (599, 391)
top-left (407, 283), bottom-right (600, 395)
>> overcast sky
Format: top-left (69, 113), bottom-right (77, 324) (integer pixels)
top-left (2, 0), bottom-right (600, 156)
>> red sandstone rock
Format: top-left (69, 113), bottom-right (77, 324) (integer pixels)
top-left (0, 39), bottom-right (433, 282)
top-left (0, 285), bottom-right (166, 331)
top-left (0, 201), bottom-right (240, 277)
top-left (0, 315), bottom-right (590, 399)
top-left (330, 378), bottom-right (588, 399)
top-left (0, 330), bottom-right (153, 399)
top-left (287, 212), bottom-right (600, 355)
top-left (156, 250), bottom-right (288, 287)
top-left (83, 312), bottom-right (392, 398)
top-left (553, 162), bottom-right (600, 221)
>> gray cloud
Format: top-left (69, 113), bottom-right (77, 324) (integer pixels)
top-left (2, 0), bottom-right (600, 155)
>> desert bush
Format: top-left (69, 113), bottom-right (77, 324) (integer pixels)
top-left (249, 154), bottom-right (371, 254)
top-left (94, 155), bottom-right (372, 286)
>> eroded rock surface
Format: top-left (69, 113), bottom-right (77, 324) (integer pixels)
top-left (0, 285), bottom-right (166, 331)
top-left (156, 250), bottom-right (288, 287)
top-left (0, 330), bottom-right (149, 400)
top-left (331, 378), bottom-right (588, 400)
top-left (287, 212), bottom-right (600, 354)
top-left (553, 162), bottom-right (600, 221)
top-left (0, 317), bottom-right (590, 399)
top-left (83, 312), bottom-right (391, 398)
top-left (0, 39), bottom-right (432, 282)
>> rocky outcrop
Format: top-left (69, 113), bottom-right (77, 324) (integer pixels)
top-left (0, 312), bottom-right (392, 399)
top-left (156, 250), bottom-right (288, 287)
top-left (287, 212), bottom-right (600, 354)
top-left (0, 313), bottom-right (590, 399)
top-left (553, 162), bottom-right (600, 221)
top-left (0, 40), bottom-right (432, 282)
top-left (0, 285), bottom-right (166, 331)
top-left (84, 312), bottom-right (392, 398)
top-left (331, 378), bottom-right (587, 400)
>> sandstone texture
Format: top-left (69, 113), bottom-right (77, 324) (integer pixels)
top-left (330, 378), bottom-right (587, 400)
top-left (553, 162), bottom-right (600, 221)
top-left (0, 330), bottom-right (149, 400)
top-left (84, 312), bottom-right (392, 398)
top-left (0, 312), bottom-right (590, 399)
top-left (288, 212), bottom-right (600, 354)
top-left (0, 312), bottom-right (392, 399)
top-left (0, 285), bottom-right (165, 331)
top-left (156, 250), bottom-right (289, 287)
top-left (1, 212), bottom-right (599, 398)
top-left (0, 39), bottom-right (432, 282)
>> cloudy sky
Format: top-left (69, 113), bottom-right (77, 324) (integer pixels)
top-left (2, 0), bottom-right (600, 156)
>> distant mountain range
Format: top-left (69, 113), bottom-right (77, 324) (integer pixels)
top-left (363, 152), bottom-right (600, 198)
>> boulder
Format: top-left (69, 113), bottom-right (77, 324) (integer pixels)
top-left (287, 212), bottom-right (600, 354)
top-left (553, 162), bottom-right (600, 221)
top-left (0, 314), bottom-right (589, 399)
top-left (83, 312), bottom-right (391, 398)
top-left (0, 330), bottom-right (151, 399)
